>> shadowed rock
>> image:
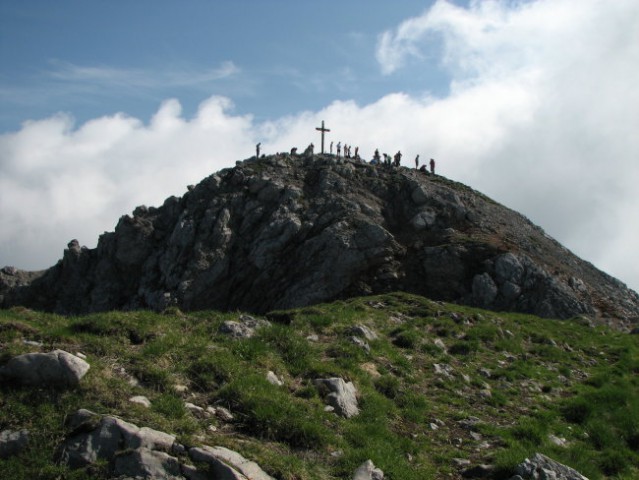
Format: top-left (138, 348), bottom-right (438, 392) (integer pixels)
top-left (2, 154), bottom-right (638, 327)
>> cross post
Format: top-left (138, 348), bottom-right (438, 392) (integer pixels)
top-left (315, 120), bottom-right (331, 154)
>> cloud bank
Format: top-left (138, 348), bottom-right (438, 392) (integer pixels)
top-left (1, 0), bottom-right (638, 293)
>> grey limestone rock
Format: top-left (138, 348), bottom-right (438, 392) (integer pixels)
top-left (314, 377), bottom-right (360, 418)
top-left (2, 154), bottom-right (638, 326)
top-left (353, 459), bottom-right (384, 480)
top-left (0, 429), bottom-right (29, 459)
top-left (512, 453), bottom-right (589, 480)
top-left (189, 445), bottom-right (275, 480)
top-left (57, 409), bottom-right (274, 480)
top-left (0, 350), bottom-right (89, 388)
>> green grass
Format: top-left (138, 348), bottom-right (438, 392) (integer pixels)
top-left (1, 293), bottom-right (639, 479)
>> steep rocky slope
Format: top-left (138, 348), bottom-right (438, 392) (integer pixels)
top-left (2, 153), bottom-right (638, 324)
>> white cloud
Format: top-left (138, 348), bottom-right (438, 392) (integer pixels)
top-left (0, 96), bottom-right (255, 270)
top-left (1, 0), bottom-right (639, 295)
top-left (47, 59), bottom-right (240, 89)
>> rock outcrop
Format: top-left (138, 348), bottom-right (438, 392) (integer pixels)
top-left (2, 154), bottom-right (638, 324)
top-left (57, 409), bottom-right (274, 479)
top-left (510, 453), bottom-right (589, 480)
top-left (0, 350), bottom-right (90, 388)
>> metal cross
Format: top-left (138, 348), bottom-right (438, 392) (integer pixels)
top-left (315, 120), bottom-right (331, 154)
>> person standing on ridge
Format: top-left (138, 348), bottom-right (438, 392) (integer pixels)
top-left (415, 155), bottom-right (419, 169)
top-left (430, 158), bottom-right (435, 174)
top-left (256, 142), bottom-right (261, 158)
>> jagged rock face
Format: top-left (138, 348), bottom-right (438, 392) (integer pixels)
top-left (2, 154), bottom-right (639, 323)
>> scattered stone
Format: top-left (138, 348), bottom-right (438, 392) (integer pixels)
top-left (306, 334), bottom-right (319, 342)
top-left (266, 370), bottom-right (283, 386)
top-left (22, 339), bottom-right (43, 347)
top-left (548, 434), bottom-right (568, 447)
top-left (190, 445), bottom-right (275, 480)
top-left (351, 335), bottom-right (371, 352)
top-left (433, 338), bottom-right (447, 351)
top-left (185, 402), bottom-right (207, 418)
top-left (215, 406), bottom-right (234, 422)
top-left (174, 384), bottom-right (189, 393)
top-left (453, 458), bottom-right (472, 467)
top-left (353, 459), bottom-right (384, 480)
top-left (314, 377), bottom-right (360, 418)
top-left (352, 324), bottom-right (378, 341)
top-left (129, 395), bottom-right (151, 408)
top-left (433, 363), bottom-right (454, 379)
top-left (74, 352), bottom-right (87, 360)
top-left (0, 429), bottom-right (29, 459)
top-left (0, 350), bottom-right (90, 388)
top-left (512, 453), bottom-right (589, 480)
top-left (219, 315), bottom-right (270, 338)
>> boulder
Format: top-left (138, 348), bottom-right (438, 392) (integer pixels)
top-left (0, 350), bottom-right (89, 387)
top-left (0, 429), bottom-right (29, 459)
top-left (314, 377), bottom-right (360, 418)
top-left (511, 453), bottom-right (589, 480)
top-left (57, 409), bottom-right (274, 480)
top-left (189, 445), bottom-right (275, 480)
top-left (353, 459), bottom-right (384, 480)
top-left (113, 447), bottom-right (182, 479)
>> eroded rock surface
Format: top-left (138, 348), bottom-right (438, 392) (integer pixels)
top-left (2, 154), bottom-right (638, 325)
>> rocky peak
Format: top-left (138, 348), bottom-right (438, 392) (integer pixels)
top-left (2, 153), bottom-right (639, 325)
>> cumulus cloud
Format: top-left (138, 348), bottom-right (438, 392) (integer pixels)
top-left (1, 0), bottom-right (638, 293)
top-left (372, 0), bottom-right (639, 291)
top-left (0, 96), bottom-right (255, 270)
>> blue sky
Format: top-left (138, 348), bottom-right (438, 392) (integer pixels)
top-left (1, 0), bottom-right (454, 130)
top-left (1, 0), bottom-right (639, 294)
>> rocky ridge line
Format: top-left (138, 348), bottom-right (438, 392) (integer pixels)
top-left (2, 153), bottom-right (638, 326)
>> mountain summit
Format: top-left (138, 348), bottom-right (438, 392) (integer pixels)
top-left (2, 153), bottom-right (638, 324)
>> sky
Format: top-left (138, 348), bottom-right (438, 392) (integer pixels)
top-left (1, 0), bottom-right (638, 293)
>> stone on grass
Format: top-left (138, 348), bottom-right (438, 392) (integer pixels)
top-left (266, 370), bottom-right (283, 386)
top-left (189, 445), bottom-right (275, 480)
top-left (129, 395), bottom-right (151, 408)
top-left (353, 459), bottom-right (384, 480)
top-left (0, 350), bottom-right (89, 387)
top-left (314, 377), bottom-right (359, 418)
top-left (0, 429), bottom-right (29, 459)
top-left (512, 453), bottom-right (589, 480)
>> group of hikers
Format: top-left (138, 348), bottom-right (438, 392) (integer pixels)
top-left (256, 141), bottom-right (436, 175)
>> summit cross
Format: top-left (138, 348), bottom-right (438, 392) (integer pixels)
top-left (315, 120), bottom-right (331, 154)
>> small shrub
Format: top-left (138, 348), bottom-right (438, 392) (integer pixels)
top-left (392, 330), bottom-right (420, 349)
top-left (374, 375), bottom-right (401, 399)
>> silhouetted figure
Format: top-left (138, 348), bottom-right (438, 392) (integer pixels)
top-left (354, 146), bottom-right (359, 159)
top-left (394, 151), bottom-right (402, 167)
top-left (256, 142), bottom-right (261, 158)
top-left (415, 155), bottom-right (419, 169)
top-left (336, 142), bottom-right (341, 158)
top-left (430, 158), bottom-right (435, 174)
top-left (330, 141), bottom-right (334, 154)
top-left (304, 143), bottom-right (314, 155)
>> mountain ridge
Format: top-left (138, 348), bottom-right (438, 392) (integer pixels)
top-left (2, 153), bottom-right (638, 327)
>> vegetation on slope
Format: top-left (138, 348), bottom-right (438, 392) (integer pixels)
top-left (1, 292), bottom-right (639, 479)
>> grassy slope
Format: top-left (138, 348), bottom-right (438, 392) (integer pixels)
top-left (1, 292), bottom-right (638, 479)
